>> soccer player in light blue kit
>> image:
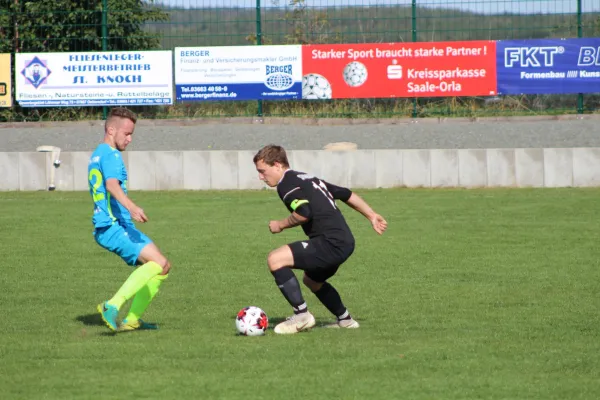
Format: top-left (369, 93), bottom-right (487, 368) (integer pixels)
top-left (88, 107), bottom-right (171, 332)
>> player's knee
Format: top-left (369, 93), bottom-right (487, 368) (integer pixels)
top-left (267, 251), bottom-right (284, 272)
top-left (161, 260), bottom-right (171, 275)
top-left (303, 274), bottom-right (323, 292)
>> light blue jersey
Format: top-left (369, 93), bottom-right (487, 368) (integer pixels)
top-left (88, 143), bottom-right (132, 228)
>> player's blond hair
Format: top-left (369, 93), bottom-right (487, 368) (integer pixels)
top-left (253, 144), bottom-right (289, 167)
top-left (105, 107), bottom-right (137, 128)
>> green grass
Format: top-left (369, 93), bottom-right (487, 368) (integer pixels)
top-left (1, 189), bottom-right (599, 399)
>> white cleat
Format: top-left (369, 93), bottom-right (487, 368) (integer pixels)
top-left (324, 318), bottom-right (360, 329)
top-left (274, 312), bottom-right (316, 334)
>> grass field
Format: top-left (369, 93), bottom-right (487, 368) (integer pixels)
top-left (1, 188), bottom-right (599, 399)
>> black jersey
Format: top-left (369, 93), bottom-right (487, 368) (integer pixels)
top-left (277, 169), bottom-right (354, 246)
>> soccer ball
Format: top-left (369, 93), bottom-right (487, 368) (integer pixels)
top-left (343, 61), bottom-right (368, 87)
top-left (302, 73), bottom-right (332, 99)
top-left (236, 306), bottom-right (268, 336)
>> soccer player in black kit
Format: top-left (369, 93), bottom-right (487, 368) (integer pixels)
top-left (253, 144), bottom-right (387, 334)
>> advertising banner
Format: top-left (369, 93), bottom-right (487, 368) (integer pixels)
top-left (0, 53), bottom-right (12, 108)
top-left (15, 51), bottom-right (173, 107)
top-left (301, 41), bottom-right (497, 99)
top-left (497, 38), bottom-right (600, 95)
top-left (175, 46), bottom-right (302, 101)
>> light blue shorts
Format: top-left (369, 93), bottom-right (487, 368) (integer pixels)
top-left (94, 223), bottom-right (153, 266)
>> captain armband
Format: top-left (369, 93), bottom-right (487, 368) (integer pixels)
top-left (290, 199), bottom-right (311, 219)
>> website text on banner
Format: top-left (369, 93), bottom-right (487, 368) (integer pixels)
top-left (175, 46), bottom-right (302, 101)
top-left (497, 38), bottom-right (600, 95)
top-left (15, 51), bottom-right (173, 107)
top-left (0, 54), bottom-right (11, 108)
top-left (301, 41), bottom-right (497, 99)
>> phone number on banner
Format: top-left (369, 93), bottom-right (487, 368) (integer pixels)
top-left (178, 85), bottom-right (238, 100)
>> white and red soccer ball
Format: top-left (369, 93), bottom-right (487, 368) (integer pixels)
top-left (236, 306), bottom-right (268, 336)
top-left (343, 61), bottom-right (368, 87)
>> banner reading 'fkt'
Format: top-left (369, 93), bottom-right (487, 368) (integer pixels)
top-left (301, 41), bottom-right (497, 99)
top-left (496, 38), bottom-right (600, 95)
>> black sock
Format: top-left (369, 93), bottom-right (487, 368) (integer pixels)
top-left (272, 268), bottom-right (307, 314)
top-left (314, 282), bottom-right (350, 320)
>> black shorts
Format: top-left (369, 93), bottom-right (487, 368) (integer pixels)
top-left (288, 236), bottom-right (355, 282)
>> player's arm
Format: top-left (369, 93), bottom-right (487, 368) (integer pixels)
top-left (345, 192), bottom-right (387, 235)
top-left (271, 211), bottom-right (309, 233)
top-left (101, 153), bottom-right (148, 223)
top-left (105, 178), bottom-right (148, 223)
top-left (270, 200), bottom-right (311, 233)
top-left (323, 181), bottom-right (353, 202)
top-left (324, 181), bottom-right (387, 235)
top-left (270, 187), bottom-right (311, 234)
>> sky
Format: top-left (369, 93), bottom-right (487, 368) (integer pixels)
top-left (155, 0), bottom-right (600, 14)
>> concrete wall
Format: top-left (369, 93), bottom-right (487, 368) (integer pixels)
top-left (1, 148), bottom-right (599, 191)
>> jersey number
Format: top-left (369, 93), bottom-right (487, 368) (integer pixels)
top-left (88, 169), bottom-right (105, 202)
top-left (312, 180), bottom-right (336, 209)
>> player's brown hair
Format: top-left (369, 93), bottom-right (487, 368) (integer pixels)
top-left (106, 107), bottom-right (138, 126)
top-left (253, 144), bottom-right (290, 167)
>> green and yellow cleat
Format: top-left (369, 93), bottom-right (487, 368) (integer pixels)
top-left (97, 302), bottom-right (119, 331)
top-left (118, 319), bottom-right (159, 332)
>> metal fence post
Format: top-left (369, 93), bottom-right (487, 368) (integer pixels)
top-left (576, 0), bottom-right (583, 115)
top-left (411, 0), bottom-right (418, 119)
top-left (256, 0), bottom-right (263, 118)
top-left (101, 0), bottom-right (108, 120)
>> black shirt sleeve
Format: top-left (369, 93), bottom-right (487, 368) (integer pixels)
top-left (278, 180), bottom-right (312, 218)
top-left (323, 181), bottom-right (352, 202)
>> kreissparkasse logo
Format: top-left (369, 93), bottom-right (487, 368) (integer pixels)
top-left (0, 82), bottom-right (6, 96)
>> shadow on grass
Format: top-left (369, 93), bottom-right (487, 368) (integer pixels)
top-left (233, 315), bottom-right (365, 334)
top-left (75, 313), bottom-right (118, 336)
top-left (76, 313), bottom-right (159, 336)
top-left (266, 316), bottom-right (343, 331)
top-left (75, 312), bottom-right (105, 327)
top-left (268, 316), bottom-right (365, 329)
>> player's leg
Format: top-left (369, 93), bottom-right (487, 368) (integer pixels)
top-left (105, 232), bottom-right (166, 310)
top-left (95, 224), bottom-right (167, 331)
top-left (303, 273), bottom-right (359, 329)
top-left (267, 243), bottom-right (315, 334)
top-left (120, 242), bottom-right (170, 331)
top-left (268, 244), bottom-right (307, 315)
top-left (94, 223), bottom-right (133, 331)
top-left (301, 240), bottom-right (359, 329)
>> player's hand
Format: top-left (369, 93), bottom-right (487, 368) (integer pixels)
top-left (269, 220), bottom-right (283, 234)
top-left (130, 206), bottom-right (148, 223)
top-left (370, 214), bottom-right (387, 235)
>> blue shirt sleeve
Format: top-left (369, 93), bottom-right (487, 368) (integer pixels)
top-left (100, 151), bottom-right (123, 181)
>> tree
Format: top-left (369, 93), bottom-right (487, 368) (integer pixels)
top-left (0, 0), bottom-right (169, 121)
top-left (267, 0), bottom-right (336, 45)
top-left (0, 0), bottom-right (168, 53)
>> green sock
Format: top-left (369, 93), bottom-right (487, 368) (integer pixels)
top-left (125, 274), bottom-right (168, 322)
top-left (107, 261), bottom-right (163, 309)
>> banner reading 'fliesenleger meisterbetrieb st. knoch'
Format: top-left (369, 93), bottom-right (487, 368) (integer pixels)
top-left (15, 51), bottom-right (173, 107)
